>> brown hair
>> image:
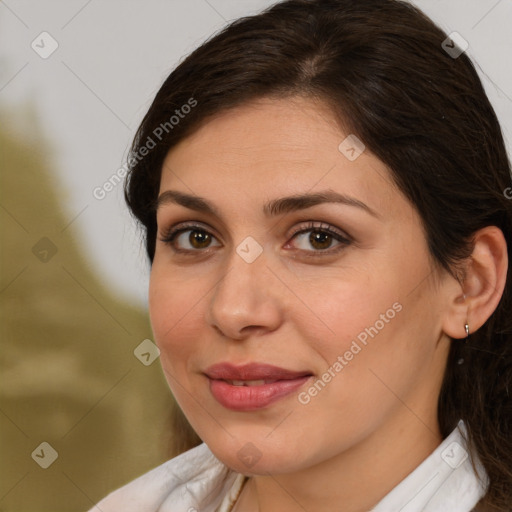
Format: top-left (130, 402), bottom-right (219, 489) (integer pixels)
top-left (124, 1), bottom-right (512, 509)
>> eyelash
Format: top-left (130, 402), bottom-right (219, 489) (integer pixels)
top-left (158, 221), bottom-right (352, 258)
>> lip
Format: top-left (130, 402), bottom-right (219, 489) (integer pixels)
top-left (204, 362), bottom-right (313, 411)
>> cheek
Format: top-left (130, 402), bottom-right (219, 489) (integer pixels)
top-left (295, 271), bottom-right (424, 404)
top-left (148, 269), bottom-right (203, 368)
top-left (297, 271), bottom-right (402, 356)
top-left (148, 272), bottom-right (211, 415)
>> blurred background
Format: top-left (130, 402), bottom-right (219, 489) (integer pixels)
top-left (0, 0), bottom-right (511, 510)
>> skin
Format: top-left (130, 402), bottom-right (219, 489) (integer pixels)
top-left (149, 96), bottom-right (508, 512)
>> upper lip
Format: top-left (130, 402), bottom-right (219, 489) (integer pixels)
top-left (204, 362), bottom-right (312, 381)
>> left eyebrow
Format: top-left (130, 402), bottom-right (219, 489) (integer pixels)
top-left (262, 190), bottom-right (380, 219)
top-left (155, 189), bottom-right (381, 219)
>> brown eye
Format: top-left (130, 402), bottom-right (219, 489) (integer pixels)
top-left (288, 222), bottom-right (351, 254)
top-left (159, 224), bottom-right (221, 252)
top-left (307, 230), bottom-right (334, 250)
top-left (188, 230), bottom-right (212, 249)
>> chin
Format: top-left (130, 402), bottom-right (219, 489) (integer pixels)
top-left (204, 435), bottom-right (310, 476)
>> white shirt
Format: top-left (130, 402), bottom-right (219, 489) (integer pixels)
top-left (88, 419), bottom-right (488, 512)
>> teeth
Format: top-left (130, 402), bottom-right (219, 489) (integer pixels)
top-left (231, 380), bottom-right (250, 386)
top-left (228, 379), bottom-right (275, 386)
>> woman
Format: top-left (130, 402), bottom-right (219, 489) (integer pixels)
top-left (88, 0), bottom-right (512, 510)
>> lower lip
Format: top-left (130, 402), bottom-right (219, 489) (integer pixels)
top-left (208, 376), bottom-right (312, 411)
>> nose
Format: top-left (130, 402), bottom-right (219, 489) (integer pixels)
top-left (205, 246), bottom-right (284, 340)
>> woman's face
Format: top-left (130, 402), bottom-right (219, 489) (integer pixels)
top-left (149, 96), bottom-right (453, 474)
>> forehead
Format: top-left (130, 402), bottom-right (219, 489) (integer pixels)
top-left (164, 97), bottom-right (342, 170)
top-left (159, 96), bottom-right (402, 217)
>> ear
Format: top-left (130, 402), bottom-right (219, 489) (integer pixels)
top-left (442, 226), bottom-right (508, 339)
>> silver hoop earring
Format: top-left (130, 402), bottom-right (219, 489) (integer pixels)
top-left (457, 323), bottom-right (470, 365)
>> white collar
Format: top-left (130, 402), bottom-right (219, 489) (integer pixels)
top-left (89, 419), bottom-right (488, 512)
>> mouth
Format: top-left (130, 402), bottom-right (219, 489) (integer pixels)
top-left (224, 379), bottom-right (279, 386)
top-left (204, 362), bottom-right (313, 411)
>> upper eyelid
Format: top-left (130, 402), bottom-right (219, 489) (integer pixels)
top-left (159, 221), bottom-right (351, 246)
top-left (159, 221), bottom-right (219, 240)
top-left (290, 222), bottom-right (349, 238)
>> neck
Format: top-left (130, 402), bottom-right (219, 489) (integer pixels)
top-left (234, 410), bottom-right (443, 512)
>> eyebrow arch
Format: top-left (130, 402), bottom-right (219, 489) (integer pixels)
top-left (155, 189), bottom-right (380, 219)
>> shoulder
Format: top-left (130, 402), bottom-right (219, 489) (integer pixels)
top-left (87, 443), bottom-right (239, 512)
